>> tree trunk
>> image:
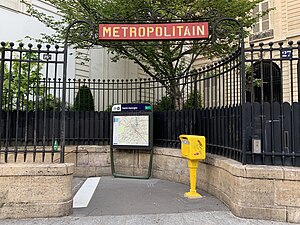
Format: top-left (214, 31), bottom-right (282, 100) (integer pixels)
top-left (171, 85), bottom-right (184, 111)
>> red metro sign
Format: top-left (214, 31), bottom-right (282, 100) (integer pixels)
top-left (98, 22), bottom-right (209, 41)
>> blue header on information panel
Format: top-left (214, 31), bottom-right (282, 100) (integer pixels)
top-left (111, 103), bottom-right (152, 112)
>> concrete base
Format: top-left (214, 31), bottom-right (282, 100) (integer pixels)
top-left (184, 192), bottom-right (202, 199)
top-left (0, 163), bottom-right (74, 219)
top-left (64, 146), bottom-right (300, 223)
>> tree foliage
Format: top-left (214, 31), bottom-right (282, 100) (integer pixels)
top-left (1, 43), bottom-right (44, 110)
top-left (0, 42), bottom-right (66, 111)
top-left (24, 0), bottom-right (269, 109)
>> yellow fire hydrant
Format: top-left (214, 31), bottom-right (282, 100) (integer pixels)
top-left (179, 135), bottom-right (206, 199)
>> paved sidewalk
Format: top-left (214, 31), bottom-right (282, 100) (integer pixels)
top-left (0, 212), bottom-right (292, 225)
top-left (0, 177), bottom-right (293, 225)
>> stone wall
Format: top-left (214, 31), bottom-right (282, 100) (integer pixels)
top-left (0, 163), bottom-right (74, 219)
top-left (65, 145), bottom-right (300, 223)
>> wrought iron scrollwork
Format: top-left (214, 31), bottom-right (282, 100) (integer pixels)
top-left (212, 17), bottom-right (245, 51)
top-left (64, 20), bottom-right (96, 47)
top-left (60, 20), bottom-right (96, 163)
top-left (210, 17), bottom-right (246, 164)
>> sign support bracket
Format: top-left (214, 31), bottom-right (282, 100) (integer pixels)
top-left (110, 147), bottom-right (153, 179)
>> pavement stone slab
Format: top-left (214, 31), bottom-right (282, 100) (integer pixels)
top-left (0, 176), bottom-right (294, 225)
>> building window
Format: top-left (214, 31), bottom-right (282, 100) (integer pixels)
top-left (253, 1), bottom-right (270, 33)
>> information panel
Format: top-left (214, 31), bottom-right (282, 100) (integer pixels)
top-left (110, 103), bottom-right (153, 150)
top-left (113, 115), bottom-right (149, 146)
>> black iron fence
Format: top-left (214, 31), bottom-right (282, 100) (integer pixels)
top-left (244, 41), bottom-right (300, 166)
top-left (0, 42), bottom-right (65, 162)
top-left (1, 41), bottom-right (300, 166)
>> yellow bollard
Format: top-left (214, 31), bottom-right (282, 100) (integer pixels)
top-left (184, 159), bottom-right (202, 198)
top-left (179, 135), bottom-right (206, 199)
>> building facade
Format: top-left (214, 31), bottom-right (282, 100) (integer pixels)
top-left (0, 0), bottom-right (76, 79)
top-left (250, 0), bottom-right (300, 45)
top-left (192, 0), bottom-right (300, 105)
top-left (248, 0), bottom-right (300, 103)
top-left (0, 0), bottom-right (140, 81)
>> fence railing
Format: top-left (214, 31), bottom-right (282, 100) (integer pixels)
top-left (243, 41), bottom-right (300, 166)
top-left (0, 42), bottom-right (65, 162)
top-left (1, 41), bottom-right (300, 166)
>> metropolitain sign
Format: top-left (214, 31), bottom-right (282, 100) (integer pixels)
top-left (98, 22), bottom-right (209, 41)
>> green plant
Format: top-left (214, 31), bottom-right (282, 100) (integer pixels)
top-left (154, 95), bottom-right (175, 111)
top-left (105, 104), bottom-right (113, 112)
top-left (183, 92), bottom-right (202, 110)
top-left (74, 85), bottom-right (95, 111)
top-left (245, 63), bottom-right (263, 92)
top-left (38, 94), bottom-right (62, 111)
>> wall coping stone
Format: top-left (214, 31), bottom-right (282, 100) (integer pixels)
top-left (0, 163), bottom-right (74, 176)
top-left (73, 145), bottom-right (300, 182)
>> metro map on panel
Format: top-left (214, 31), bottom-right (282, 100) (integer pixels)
top-left (113, 115), bottom-right (149, 146)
